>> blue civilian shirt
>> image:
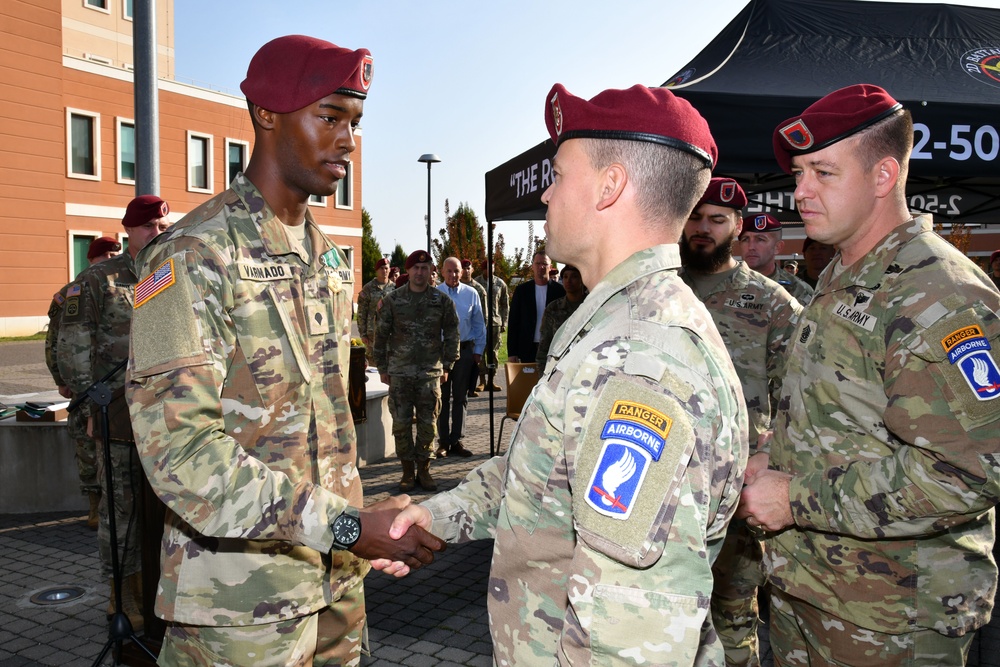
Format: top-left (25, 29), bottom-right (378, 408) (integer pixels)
top-left (438, 282), bottom-right (487, 355)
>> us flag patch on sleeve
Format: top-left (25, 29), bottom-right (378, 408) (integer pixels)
top-left (134, 259), bottom-right (176, 308)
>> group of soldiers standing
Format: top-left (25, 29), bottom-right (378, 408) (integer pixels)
top-left (358, 252), bottom-right (509, 491)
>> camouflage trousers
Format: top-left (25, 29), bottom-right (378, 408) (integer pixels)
top-left (389, 375), bottom-right (441, 461)
top-left (769, 589), bottom-right (973, 666)
top-left (96, 438), bottom-right (142, 578)
top-left (69, 407), bottom-right (99, 494)
top-left (159, 581), bottom-right (367, 667)
top-left (711, 519), bottom-right (766, 666)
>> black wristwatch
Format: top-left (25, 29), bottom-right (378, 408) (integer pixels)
top-left (331, 507), bottom-right (362, 551)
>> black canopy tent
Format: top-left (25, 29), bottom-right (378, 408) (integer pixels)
top-left (480, 0), bottom-right (1000, 453)
top-left (483, 0), bottom-right (1000, 224)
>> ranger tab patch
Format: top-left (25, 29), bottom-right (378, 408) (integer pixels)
top-left (134, 259), bottom-right (176, 308)
top-left (586, 400), bottom-right (672, 520)
top-left (942, 325), bottom-right (1000, 401)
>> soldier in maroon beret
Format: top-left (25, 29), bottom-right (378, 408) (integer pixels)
top-left (125, 35), bottom-right (444, 665)
top-left (741, 84), bottom-right (1000, 665)
top-left (738, 213), bottom-right (814, 303)
top-left (681, 176), bottom-right (803, 665)
top-left (378, 84), bottom-right (748, 665)
top-left (86, 236), bottom-right (121, 261)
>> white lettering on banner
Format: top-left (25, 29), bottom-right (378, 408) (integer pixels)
top-left (508, 159), bottom-right (554, 200)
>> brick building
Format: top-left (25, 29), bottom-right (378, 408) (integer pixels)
top-left (1, 0), bottom-right (364, 336)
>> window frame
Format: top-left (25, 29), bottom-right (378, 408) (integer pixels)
top-left (83, 0), bottom-right (110, 14)
top-left (224, 138), bottom-right (249, 187)
top-left (186, 130), bottom-right (214, 194)
top-left (66, 108), bottom-right (101, 181)
top-left (335, 162), bottom-right (353, 210)
top-left (308, 194), bottom-right (328, 207)
top-left (68, 231), bottom-right (98, 280)
top-left (116, 117), bottom-right (136, 185)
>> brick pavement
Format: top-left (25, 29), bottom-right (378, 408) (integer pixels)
top-left (2, 339), bottom-right (998, 665)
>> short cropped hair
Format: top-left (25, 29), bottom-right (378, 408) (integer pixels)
top-left (581, 138), bottom-right (710, 224)
top-left (855, 108), bottom-right (913, 181)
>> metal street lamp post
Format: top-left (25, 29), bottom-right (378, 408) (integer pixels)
top-left (417, 154), bottom-right (441, 252)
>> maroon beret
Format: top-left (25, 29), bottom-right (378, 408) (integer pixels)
top-left (461, 258), bottom-right (472, 269)
top-left (87, 236), bottom-right (121, 259)
top-left (405, 249), bottom-right (432, 270)
top-left (122, 195), bottom-right (169, 228)
top-left (773, 84), bottom-right (902, 174)
top-left (697, 177), bottom-right (747, 211)
top-left (395, 273), bottom-right (409, 288)
top-left (741, 213), bottom-right (782, 236)
top-left (990, 249), bottom-right (1000, 264)
top-left (375, 257), bottom-right (390, 269)
top-left (240, 35), bottom-right (373, 113)
top-left (544, 84), bottom-right (717, 168)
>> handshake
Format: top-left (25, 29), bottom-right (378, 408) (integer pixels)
top-left (347, 496), bottom-right (444, 577)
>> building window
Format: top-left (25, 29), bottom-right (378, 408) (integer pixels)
top-left (117, 118), bottom-right (136, 184)
top-left (335, 162), bottom-right (352, 209)
top-left (67, 108), bottom-right (100, 180)
top-left (124, 0), bottom-right (133, 19)
top-left (225, 139), bottom-right (248, 186)
top-left (70, 233), bottom-right (97, 278)
top-left (187, 131), bottom-right (213, 193)
top-left (84, 0), bottom-right (109, 12)
top-left (308, 194), bottom-right (327, 206)
top-left (340, 244), bottom-right (354, 271)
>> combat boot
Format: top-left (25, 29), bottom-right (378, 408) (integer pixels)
top-left (416, 460), bottom-right (437, 492)
top-left (399, 460), bottom-right (416, 492)
top-left (86, 492), bottom-right (99, 530)
top-left (123, 572), bottom-right (144, 633)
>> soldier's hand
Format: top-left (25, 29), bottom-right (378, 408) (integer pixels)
top-left (745, 451), bottom-right (770, 481)
top-left (369, 504), bottom-right (437, 577)
top-left (737, 468), bottom-right (793, 533)
top-left (441, 372), bottom-right (449, 384)
top-left (351, 500), bottom-right (444, 573)
top-left (57, 385), bottom-right (72, 399)
top-left (379, 373), bottom-right (390, 386)
top-left (509, 356), bottom-right (519, 363)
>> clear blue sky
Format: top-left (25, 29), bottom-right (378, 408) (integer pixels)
top-left (173, 0), bottom-right (998, 258)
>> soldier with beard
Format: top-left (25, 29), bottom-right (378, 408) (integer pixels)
top-left (680, 177), bottom-right (802, 667)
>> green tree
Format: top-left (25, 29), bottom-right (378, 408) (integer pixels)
top-left (360, 208), bottom-right (383, 284)
top-left (390, 244), bottom-right (407, 270)
top-left (433, 200), bottom-right (486, 267)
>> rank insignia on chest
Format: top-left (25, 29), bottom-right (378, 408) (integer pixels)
top-left (585, 400), bottom-right (671, 520)
top-left (943, 325), bottom-right (1000, 401)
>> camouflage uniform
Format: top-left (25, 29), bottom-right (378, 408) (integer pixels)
top-left (682, 262), bottom-right (801, 447)
top-left (46, 283), bottom-right (98, 495)
top-left (372, 285), bottom-right (460, 460)
top-left (57, 253), bottom-right (142, 579)
top-left (535, 294), bottom-right (584, 373)
top-left (766, 265), bottom-right (814, 305)
top-left (355, 277), bottom-right (392, 364)
top-left (767, 216), bottom-right (1000, 662)
top-left (475, 273), bottom-right (509, 384)
top-left (682, 261), bottom-right (801, 667)
top-left (126, 175), bottom-right (368, 656)
top-left (421, 245), bottom-right (748, 665)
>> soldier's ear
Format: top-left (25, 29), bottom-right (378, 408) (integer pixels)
top-left (596, 163), bottom-right (627, 212)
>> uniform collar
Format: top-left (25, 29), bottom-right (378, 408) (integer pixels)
top-left (819, 214), bottom-right (932, 292)
top-left (231, 173), bottom-right (330, 266)
top-left (548, 244), bottom-right (680, 360)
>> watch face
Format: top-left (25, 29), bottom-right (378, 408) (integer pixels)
top-left (334, 514), bottom-right (361, 547)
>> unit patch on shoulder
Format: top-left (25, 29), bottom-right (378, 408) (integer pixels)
top-left (585, 400), bottom-right (673, 520)
top-left (942, 325), bottom-right (1000, 401)
top-left (134, 259), bottom-right (176, 308)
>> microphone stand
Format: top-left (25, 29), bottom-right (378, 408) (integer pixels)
top-left (69, 359), bottom-right (157, 665)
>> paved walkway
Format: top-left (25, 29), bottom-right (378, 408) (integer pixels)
top-left (2, 340), bottom-right (999, 665)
